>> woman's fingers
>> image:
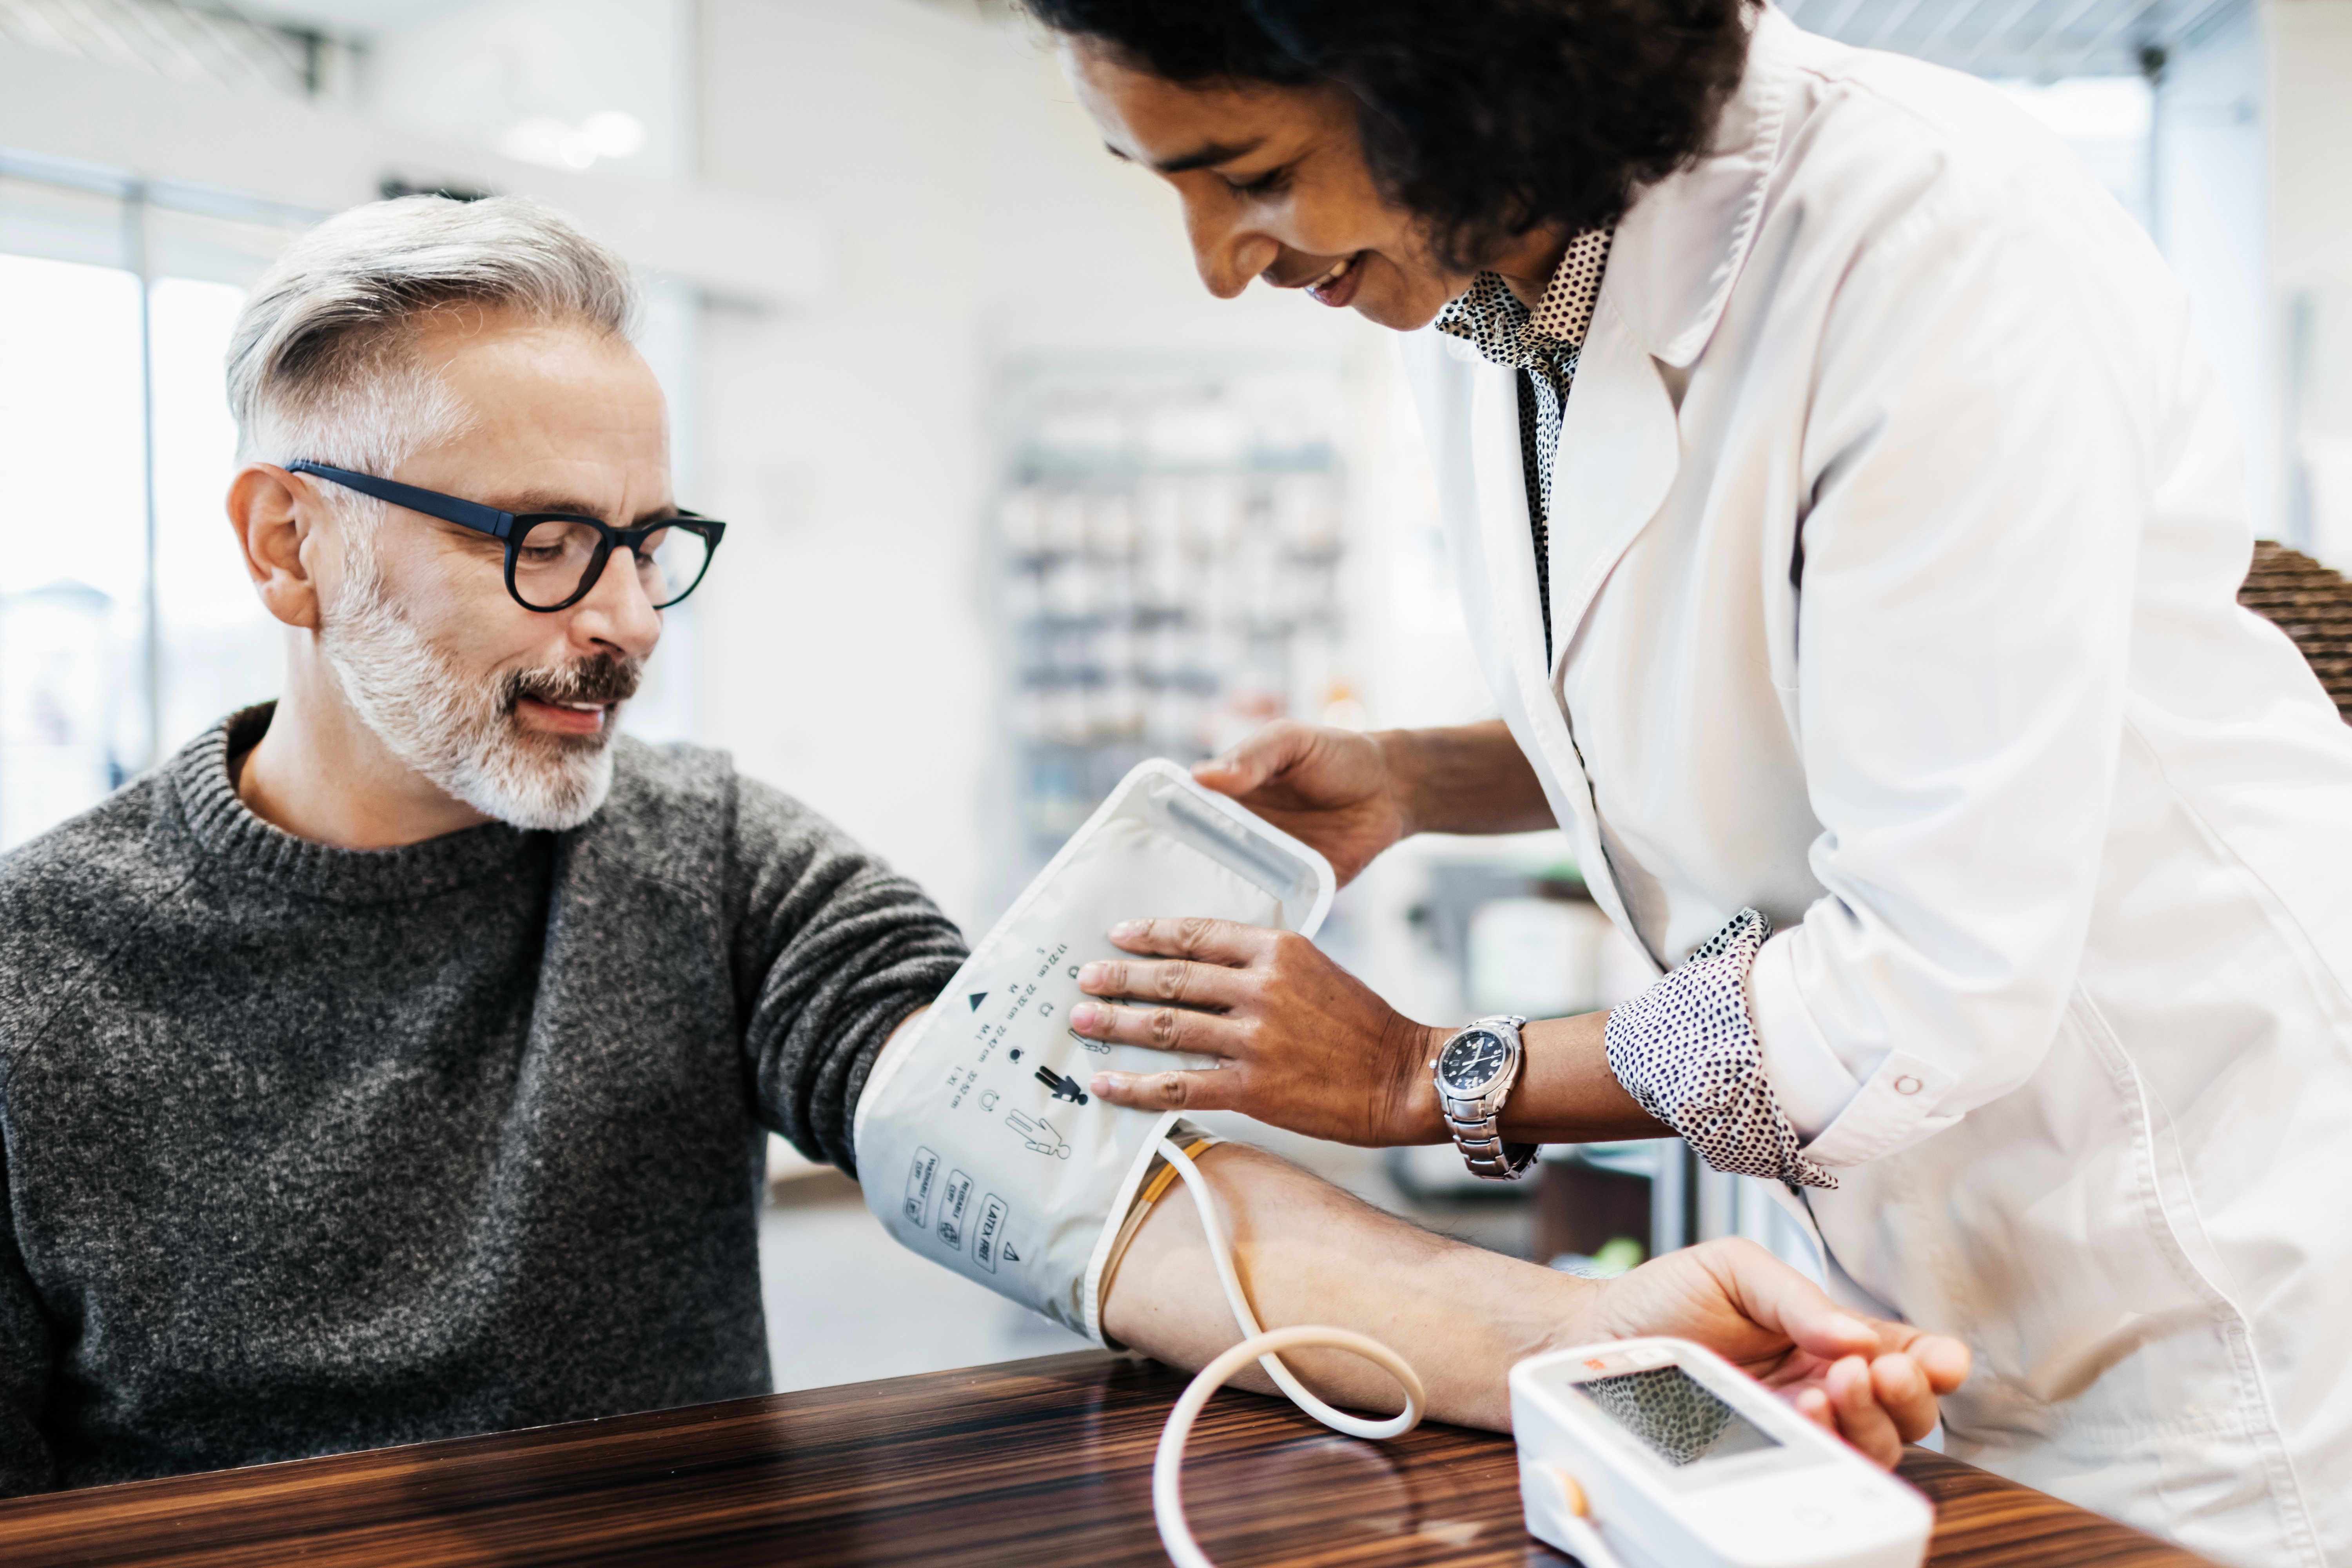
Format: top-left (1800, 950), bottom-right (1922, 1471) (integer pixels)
top-left (1064, 913), bottom-right (1435, 1146)
top-left (1105, 915), bottom-right (1279, 967)
top-left (1073, 956), bottom-right (1252, 1016)
top-left (1069, 997), bottom-right (1247, 1059)
top-left (1191, 721), bottom-right (1314, 796)
top-left (1089, 1065), bottom-right (1237, 1112)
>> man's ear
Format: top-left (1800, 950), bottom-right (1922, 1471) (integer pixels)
top-left (228, 464), bottom-right (325, 632)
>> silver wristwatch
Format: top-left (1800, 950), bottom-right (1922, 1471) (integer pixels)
top-left (1431, 1015), bottom-right (1539, 1181)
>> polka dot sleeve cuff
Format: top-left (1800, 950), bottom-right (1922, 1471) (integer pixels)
top-left (1603, 908), bottom-right (1837, 1191)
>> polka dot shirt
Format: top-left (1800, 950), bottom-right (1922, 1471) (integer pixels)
top-left (1606, 909), bottom-right (1835, 1191)
top-left (1434, 226), bottom-right (1613, 668)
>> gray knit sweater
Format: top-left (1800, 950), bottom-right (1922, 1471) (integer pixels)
top-left (0, 705), bottom-right (967, 1494)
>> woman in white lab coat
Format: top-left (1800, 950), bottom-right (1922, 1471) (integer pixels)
top-left (1033, 1), bottom-right (2352, 1562)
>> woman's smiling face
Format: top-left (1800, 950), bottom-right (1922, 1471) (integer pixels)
top-left (1064, 39), bottom-right (1493, 332)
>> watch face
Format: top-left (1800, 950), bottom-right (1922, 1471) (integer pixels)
top-left (1439, 1029), bottom-right (1510, 1094)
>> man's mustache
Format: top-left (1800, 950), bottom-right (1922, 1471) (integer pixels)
top-left (502, 654), bottom-right (642, 713)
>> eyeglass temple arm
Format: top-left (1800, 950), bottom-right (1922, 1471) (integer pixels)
top-left (286, 461), bottom-right (516, 542)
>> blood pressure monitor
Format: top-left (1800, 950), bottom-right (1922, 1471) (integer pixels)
top-left (1512, 1338), bottom-right (1932, 1568)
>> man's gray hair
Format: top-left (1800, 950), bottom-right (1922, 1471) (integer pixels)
top-left (227, 194), bottom-right (638, 474)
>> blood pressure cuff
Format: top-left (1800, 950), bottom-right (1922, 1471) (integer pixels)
top-left (851, 760), bottom-right (1335, 1344)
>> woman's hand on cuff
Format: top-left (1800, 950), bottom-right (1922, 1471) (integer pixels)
top-left (1188, 721), bottom-right (1416, 887)
top-left (1069, 915), bottom-right (1445, 1147)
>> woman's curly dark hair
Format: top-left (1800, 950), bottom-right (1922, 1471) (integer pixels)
top-left (1023, 0), bottom-right (1752, 272)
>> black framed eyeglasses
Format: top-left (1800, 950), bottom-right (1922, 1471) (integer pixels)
top-left (287, 460), bottom-right (726, 613)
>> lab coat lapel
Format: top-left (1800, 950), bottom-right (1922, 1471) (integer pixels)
top-left (1547, 297), bottom-right (1682, 657)
top-left (1459, 353), bottom-right (1647, 947)
top-left (1534, 298), bottom-right (1681, 955)
top-left (1413, 8), bottom-right (1793, 955)
top-left (1466, 359), bottom-right (1551, 688)
top-left (1499, 13), bottom-right (1788, 951)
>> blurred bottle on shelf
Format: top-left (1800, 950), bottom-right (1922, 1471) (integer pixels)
top-left (992, 361), bottom-right (1358, 898)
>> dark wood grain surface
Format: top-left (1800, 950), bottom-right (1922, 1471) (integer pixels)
top-left (0, 1350), bottom-right (2216, 1567)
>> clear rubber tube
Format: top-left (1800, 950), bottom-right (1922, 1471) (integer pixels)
top-left (1154, 1138), bottom-right (1420, 1441)
top-left (1151, 1324), bottom-right (1426, 1568)
top-left (1148, 1138), bottom-right (1427, 1568)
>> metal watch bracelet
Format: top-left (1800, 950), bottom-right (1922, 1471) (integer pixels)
top-left (1440, 1014), bottom-right (1540, 1181)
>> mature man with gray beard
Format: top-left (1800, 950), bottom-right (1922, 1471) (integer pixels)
top-left (0, 195), bottom-right (972, 1493)
top-left (0, 196), bottom-right (1965, 1497)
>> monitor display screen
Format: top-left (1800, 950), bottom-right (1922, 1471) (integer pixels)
top-left (1578, 1365), bottom-right (1783, 1468)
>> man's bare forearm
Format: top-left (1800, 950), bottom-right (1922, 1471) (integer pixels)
top-left (1098, 1143), bottom-right (1969, 1466)
top-left (1379, 721), bottom-right (1555, 838)
top-left (1100, 1143), bottom-right (1603, 1430)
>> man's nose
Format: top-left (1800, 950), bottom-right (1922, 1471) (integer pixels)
top-left (567, 548), bottom-right (664, 660)
top-left (1180, 190), bottom-right (1280, 300)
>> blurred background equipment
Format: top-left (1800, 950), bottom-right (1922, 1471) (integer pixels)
top-left (0, 0), bottom-right (2346, 1388)
top-left (992, 360), bottom-right (1352, 900)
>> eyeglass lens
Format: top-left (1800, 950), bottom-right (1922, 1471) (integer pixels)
top-left (512, 518), bottom-right (712, 610)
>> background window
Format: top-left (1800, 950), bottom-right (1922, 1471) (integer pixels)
top-left (0, 170), bottom-right (309, 849)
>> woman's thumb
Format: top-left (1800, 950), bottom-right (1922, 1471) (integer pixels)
top-left (1193, 721), bottom-right (1304, 795)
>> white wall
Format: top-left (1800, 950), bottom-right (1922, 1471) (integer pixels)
top-left (363, 0), bottom-right (698, 184)
top-left (2267, 0), bottom-right (2352, 563)
top-left (691, 0), bottom-right (1380, 931)
top-left (2154, 3), bottom-right (2279, 540)
top-left (2268, 0), bottom-right (2352, 289)
top-left (0, 37), bottom-right (820, 304)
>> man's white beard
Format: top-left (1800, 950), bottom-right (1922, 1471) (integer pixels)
top-left (319, 539), bottom-right (630, 832)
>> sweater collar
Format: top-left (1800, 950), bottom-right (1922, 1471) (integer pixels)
top-left (168, 703), bottom-right (548, 904)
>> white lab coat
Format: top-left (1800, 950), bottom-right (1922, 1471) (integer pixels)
top-left (1401, 9), bottom-right (2352, 1564)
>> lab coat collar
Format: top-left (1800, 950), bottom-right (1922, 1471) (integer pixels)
top-left (1604, 2), bottom-right (1802, 369)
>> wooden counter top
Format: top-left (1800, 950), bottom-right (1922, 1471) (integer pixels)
top-left (0, 1350), bottom-right (2216, 1566)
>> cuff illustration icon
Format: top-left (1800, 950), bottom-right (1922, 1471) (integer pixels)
top-left (1005, 1109), bottom-right (1071, 1158)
